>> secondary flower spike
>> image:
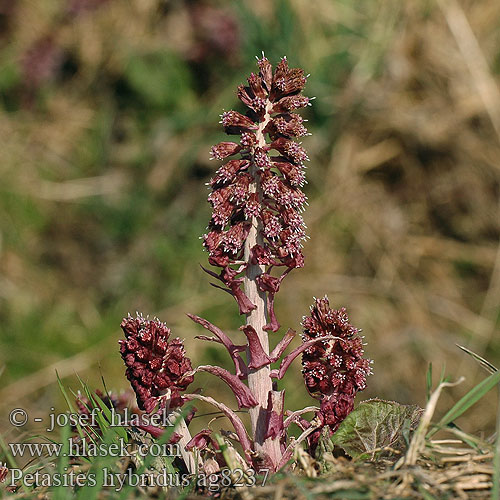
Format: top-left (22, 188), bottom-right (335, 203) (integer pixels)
top-left (204, 55), bottom-right (311, 328)
top-left (119, 314), bottom-right (194, 413)
top-left (301, 297), bottom-right (372, 450)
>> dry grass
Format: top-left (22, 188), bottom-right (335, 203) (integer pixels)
top-left (241, 452), bottom-right (495, 500)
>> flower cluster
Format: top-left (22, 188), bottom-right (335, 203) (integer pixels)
top-left (301, 297), bottom-right (372, 449)
top-left (119, 314), bottom-right (194, 413)
top-left (204, 56), bottom-right (311, 329)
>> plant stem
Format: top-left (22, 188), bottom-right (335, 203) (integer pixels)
top-left (244, 101), bottom-right (282, 469)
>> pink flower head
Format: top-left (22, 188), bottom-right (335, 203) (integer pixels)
top-left (205, 56), bottom-right (310, 317)
top-left (119, 314), bottom-right (194, 413)
top-left (301, 297), bottom-right (372, 444)
top-left (210, 142), bottom-right (242, 160)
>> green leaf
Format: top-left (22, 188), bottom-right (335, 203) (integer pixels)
top-left (330, 399), bottom-right (423, 459)
top-left (56, 371), bottom-right (77, 415)
top-left (89, 391), bottom-right (128, 442)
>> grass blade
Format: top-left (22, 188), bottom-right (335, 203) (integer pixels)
top-left (429, 370), bottom-right (500, 438)
top-left (56, 370), bottom-right (77, 415)
top-left (457, 344), bottom-right (498, 375)
top-left (492, 385), bottom-right (500, 500)
top-left (92, 392), bottom-right (128, 441)
top-left (426, 363), bottom-right (433, 402)
top-left (53, 424), bottom-right (71, 500)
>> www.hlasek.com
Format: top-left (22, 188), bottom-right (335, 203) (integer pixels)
top-left (7, 468), bottom-right (269, 492)
top-left (8, 437), bottom-right (179, 459)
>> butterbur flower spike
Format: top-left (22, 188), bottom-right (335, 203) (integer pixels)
top-left (301, 296), bottom-right (372, 452)
top-left (119, 314), bottom-right (194, 413)
top-left (203, 55), bottom-right (310, 318)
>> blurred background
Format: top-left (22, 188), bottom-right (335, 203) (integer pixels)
top-left (0, 0), bottom-right (499, 440)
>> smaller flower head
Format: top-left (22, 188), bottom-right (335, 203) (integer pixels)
top-left (119, 314), bottom-right (194, 413)
top-left (301, 297), bottom-right (372, 435)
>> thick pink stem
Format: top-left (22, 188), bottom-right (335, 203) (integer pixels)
top-left (244, 100), bottom-right (282, 470)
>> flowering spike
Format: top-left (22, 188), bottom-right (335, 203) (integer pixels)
top-left (205, 57), bottom-right (310, 290)
top-left (300, 297), bottom-right (372, 452)
top-left (202, 57), bottom-right (312, 469)
top-left (119, 314), bottom-right (194, 412)
top-left (118, 57), bottom-right (373, 473)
